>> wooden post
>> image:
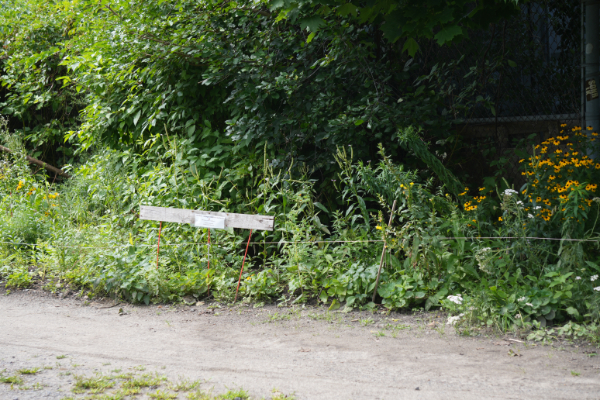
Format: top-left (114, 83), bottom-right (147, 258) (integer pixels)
top-left (372, 200), bottom-right (397, 304)
top-left (234, 229), bottom-right (253, 303)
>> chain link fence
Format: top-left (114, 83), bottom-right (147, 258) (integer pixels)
top-left (416, 0), bottom-right (582, 186)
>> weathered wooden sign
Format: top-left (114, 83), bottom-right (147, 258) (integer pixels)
top-left (140, 205), bottom-right (274, 302)
top-left (139, 205), bottom-right (274, 231)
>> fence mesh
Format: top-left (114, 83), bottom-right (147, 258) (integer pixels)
top-left (418, 0), bottom-right (581, 123)
top-left (412, 1), bottom-right (582, 186)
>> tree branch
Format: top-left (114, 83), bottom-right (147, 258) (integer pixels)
top-left (0, 145), bottom-right (71, 178)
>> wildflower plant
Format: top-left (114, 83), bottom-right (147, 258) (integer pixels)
top-left (519, 125), bottom-right (600, 232)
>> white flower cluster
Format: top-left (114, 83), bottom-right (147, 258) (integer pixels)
top-left (594, 287), bottom-right (600, 292)
top-left (575, 276), bottom-right (581, 280)
top-left (527, 213), bottom-right (534, 219)
top-left (447, 294), bottom-right (463, 305)
top-left (518, 297), bottom-right (526, 302)
top-left (503, 189), bottom-right (519, 196)
top-left (592, 275), bottom-right (599, 282)
top-left (447, 313), bottom-right (465, 326)
top-left (475, 247), bottom-right (494, 274)
top-left (526, 302), bottom-right (533, 307)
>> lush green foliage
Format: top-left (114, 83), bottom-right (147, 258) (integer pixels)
top-left (1, 0), bottom-right (511, 197)
top-left (2, 118), bottom-right (600, 340)
top-left (271, 0), bottom-right (520, 55)
top-left (0, 0), bottom-right (599, 341)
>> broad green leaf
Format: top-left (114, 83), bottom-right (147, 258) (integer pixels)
top-left (566, 307), bottom-right (579, 316)
top-left (402, 38), bottom-right (420, 57)
top-left (299, 16), bottom-right (324, 32)
top-left (337, 3), bottom-right (358, 17)
top-left (133, 110), bottom-right (141, 126)
top-left (434, 25), bottom-right (463, 45)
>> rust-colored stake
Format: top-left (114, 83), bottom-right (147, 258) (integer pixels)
top-left (207, 229), bottom-right (211, 296)
top-left (234, 229), bottom-right (253, 303)
top-left (156, 221), bottom-right (162, 270)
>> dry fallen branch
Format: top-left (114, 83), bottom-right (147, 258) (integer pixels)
top-left (0, 145), bottom-right (71, 178)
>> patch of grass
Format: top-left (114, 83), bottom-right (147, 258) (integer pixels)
top-left (119, 387), bottom-right (141, 396)
top-left (270, 388), bottom-right (296, 399)
top-left (132, 365), bottom-right (146, 371)
top-left (307, 311), bottom-right (341, 324)
top-left (111, 372), bottom-right (133, 380)
top-left (187, 391), bottom-right (212, 400)
top-left (265, 312), bottom-right (291, 323)
top-left (571, 371), bottom-right (580, 376)
top-left (18, 367), bottom-right (40, 375)
top-left (148, 390), bottom-right (178, 399)
top-left (168, 377), bottom-right (202, 392)
top-left (0, 374), bottom-right (23, 385)
top-left (120, 373), bottom-right (165, 390)
top-left (19, 382), bottom-right (44, 390)
top-left (359, 318), bottom-right (374, 326)
top-left (83, 391), bottom-right (126, 400)
top-left (73, 374), bottom-right (114, 394)
top-left (217, 389), bottom-right (249, 399)
top-left (56, 355), bottom-right (67, 359)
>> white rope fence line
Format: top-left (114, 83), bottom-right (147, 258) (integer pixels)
top-left (0, 235), bottom-right (598, 249)
top-left (0, 240), bottom-right (384, 249)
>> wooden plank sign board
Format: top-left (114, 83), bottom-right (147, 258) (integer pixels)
top-left (139, 205), bottom-right (274, 231)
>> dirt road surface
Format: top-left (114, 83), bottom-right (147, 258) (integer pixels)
top-left (1, 288), bottom-right (599, 399)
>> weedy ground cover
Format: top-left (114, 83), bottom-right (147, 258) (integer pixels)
top-left (3, 364), bottom-right (291, 400)
top-left (1, 119), bottom-right (600, 343)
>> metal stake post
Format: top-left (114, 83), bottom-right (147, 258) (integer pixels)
top-left (234, 229), bottom-right (253, 303)
top-left (584, 0), bottom-right (600, 150)
top-left (156, 221), bottom-right (162, 270)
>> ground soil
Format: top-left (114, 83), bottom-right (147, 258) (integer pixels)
top-left (1, 286), bottom-right (599, 400)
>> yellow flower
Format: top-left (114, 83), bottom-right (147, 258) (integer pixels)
top-left (472, 219), bottom-right (476, 223)
top-left (376, 226), bottom-right (383, 230)
top-left (409, 182), bottom-right (414, 186)
top-left (498, 216), bottom-right (503, 222)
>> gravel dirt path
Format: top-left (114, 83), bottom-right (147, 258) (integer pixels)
top-left (1, 287), bottom-right (599, 400)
